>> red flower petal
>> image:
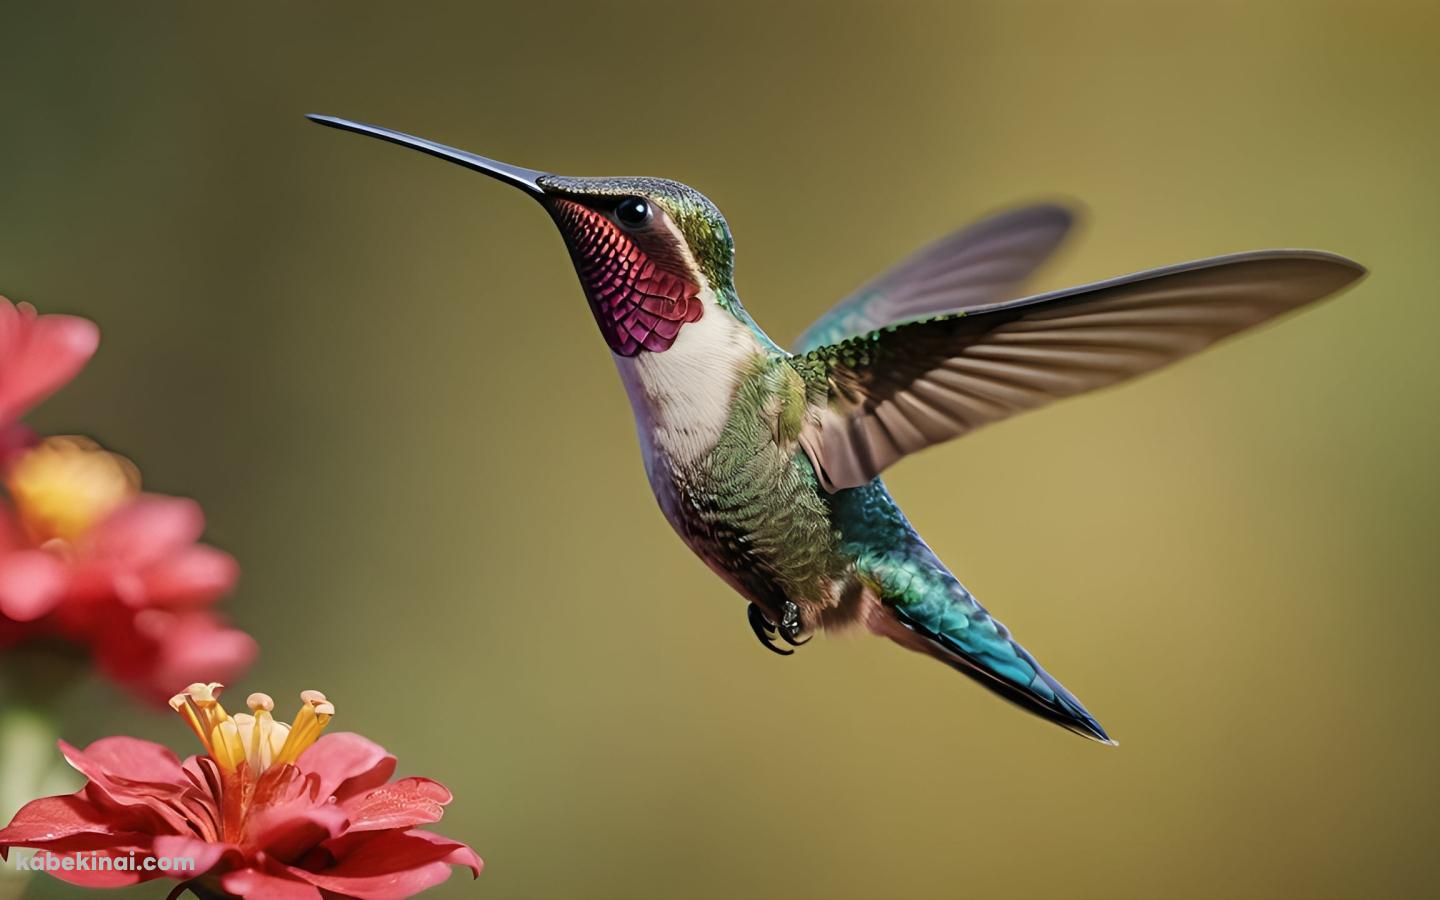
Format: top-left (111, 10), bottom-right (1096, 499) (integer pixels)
top-left (221, 867), bottom-right (324, 900)
top-left (246, 803), bottom-right (348, 864)
top-left (139, 544), bottom-right (239, 605)
top-left (0, 422), bottom-right (35, 470)
top-left (87, 496), bottom-right (204, 566)
top-left (392, 829), bottom-right (482, 879)
top-left (150, 834), bottom-right (242, 878)
top-left (341, 777), bottom-right (452, 833)
top-left (59, 738), bottom-right (198, 834)
top-left (146, 614), bottom-right (257, 700)
top-left (0, 548), bottom-right (68, 621)
top-left (0, 795), bottom-right (117, 849)
top-left (295, 733), bottom-right (396, 801)
top-left (443, 842), bottom-right (483, 877)
top-left (0, 299), bottom-right (99, 424)
top-left (280, 830), bottom-right (479, 899)
top-left (0, 504), bottom-right (26, 554)
top-left (96, 611), bottom-right (257, 706)
top-left (307, 859), bottom-right (458, 900)
top-left (61, 737), bottom-right (187, 789)
top-left (0, 796), bottom-right (157, 888)
top-left (36, 846), bottom-right (157, 888)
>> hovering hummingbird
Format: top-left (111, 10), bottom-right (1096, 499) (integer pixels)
top-left (309, 114), bottom-right (1365, 744)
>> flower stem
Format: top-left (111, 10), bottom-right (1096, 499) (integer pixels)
top-left (168, 881), bottom-right (235, 900)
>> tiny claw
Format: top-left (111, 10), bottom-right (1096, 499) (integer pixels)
top-left (778, 600), bottom-right (811, 646)
top-left (748, 602), bottom-right (793, 656)
top-left (780, 629), bottom-right (812, 647)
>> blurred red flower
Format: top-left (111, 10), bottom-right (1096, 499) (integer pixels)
top-left (0, 685), bottom-right (482, 899)
top-left (0, 295), bottom-right (99, 465)
top-left (0, 435), bottom-right (254, 702)
top-left (0, 296), bottom-right (98, 427)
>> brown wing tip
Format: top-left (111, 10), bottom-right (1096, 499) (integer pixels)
top-left (1261, 248), bottom-right (1368, 283)
top-left (1197, 249), bottom-right (1368, 303)
top-left (1294, 249), bottom-right (1365, 273)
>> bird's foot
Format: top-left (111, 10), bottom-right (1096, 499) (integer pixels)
top-left (747, 601), bottom-right (811, 656)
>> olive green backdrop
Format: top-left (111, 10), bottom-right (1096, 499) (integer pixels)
top-left (2, 2), bottom-right (1436, 898)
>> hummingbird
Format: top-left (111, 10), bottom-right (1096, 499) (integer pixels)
top-left (309, 114), bottom-right (1365, 744)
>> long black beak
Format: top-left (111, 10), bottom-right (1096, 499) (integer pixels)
top-left (307, 114), bottom-right (548, 197)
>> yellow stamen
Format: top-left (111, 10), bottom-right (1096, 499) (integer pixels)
top-left (241, 693), bottom-right (289, 772)
top-left (5, 436), bottom-right (140, 544)
top-left (171, 683), bottom-right (231, 759)
top-left (273, 690), bottom-right (336, 766)
top-left (173, 685), bottom-right (334, 777)
top-left (169, 692), bottom-right (211, 753)
top-left (210, 719), bottom-right (246, 773)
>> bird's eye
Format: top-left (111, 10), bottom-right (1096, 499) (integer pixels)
top-left (614, 196), bottom-right (652, 229)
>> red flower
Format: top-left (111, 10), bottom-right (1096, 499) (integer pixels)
top-left (0, 437), bottom-right (254, 702)
top-left (0, 295), bottom-right (98, 428)
top-left (0, 684), bottom-right (482, 898)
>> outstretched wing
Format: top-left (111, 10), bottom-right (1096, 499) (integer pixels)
top-left (790, 204), bottom-right (1075, 354)
top-left (793, 250), bottom-right (1365, 492)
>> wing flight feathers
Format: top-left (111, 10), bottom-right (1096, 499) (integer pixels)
top-left (795, 250), bottom-right (1366, 492)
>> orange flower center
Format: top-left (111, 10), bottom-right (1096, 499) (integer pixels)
top-left (169, 683), bottom-right (335, 779)
top-left (5, 436), bottom-right (139, 544)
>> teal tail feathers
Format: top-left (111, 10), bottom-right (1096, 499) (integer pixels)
top-left (871, 592), bottom-right (1113, 745)
top-left (832, 481), bottom-right (1112, 744)
top-left (852, 541), bottom-right (1112, 744)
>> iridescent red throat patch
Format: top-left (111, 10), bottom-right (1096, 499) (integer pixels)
top-left (549, 199), bottom-right (703, 356)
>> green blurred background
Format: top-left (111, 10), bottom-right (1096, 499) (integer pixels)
top-left (2, 1), bottom-right (1437, 898)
